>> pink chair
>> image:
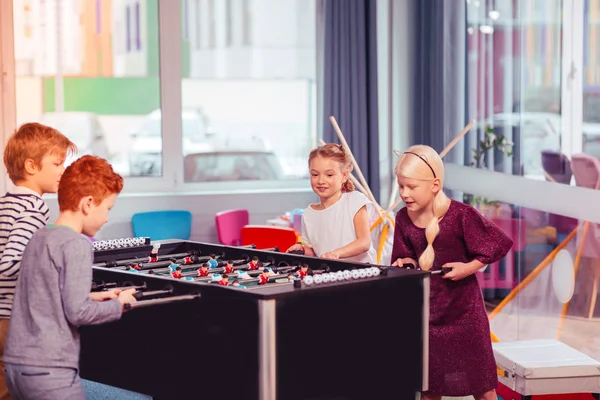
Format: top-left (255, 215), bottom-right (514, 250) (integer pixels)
top-left (477, 218), bottom-right (527, 297)
top-left (215, 209), bottom-right (249, 246)
top-left (571, 153), bottom-right (600, 318)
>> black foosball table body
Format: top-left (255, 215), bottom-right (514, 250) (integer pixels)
top-left (81, 240), bottom-right (430, 400)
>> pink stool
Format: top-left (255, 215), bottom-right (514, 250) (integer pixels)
top-left (477, 218), bottom-right (527, 295)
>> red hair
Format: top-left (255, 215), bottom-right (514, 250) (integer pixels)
top-left (3, 123), bottom-right (76, 183)
top-left (308, 143), bottom-right (355, 191)
top-left (58, 155), bottom-right (124, 212)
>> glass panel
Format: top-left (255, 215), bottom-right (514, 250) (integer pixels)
top-left (456, 191), bottom-right (599, 361)
top-left (181, 0), bottom-right (316, 183)
top-left (13, 0), bottom-right (161, 176)
top-left (583, 0), bottom-right (600, 159)
top-left (466, 0), bottom-right (564, 181)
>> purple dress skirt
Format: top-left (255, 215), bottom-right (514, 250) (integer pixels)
top-left (391, 200), bottom-right (513, 396)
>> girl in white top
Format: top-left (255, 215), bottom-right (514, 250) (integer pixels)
top-left (287, 144), bottom-right (376, 264)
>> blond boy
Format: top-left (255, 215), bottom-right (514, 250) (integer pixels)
top-left (0, 123), bottom-right (75, 399)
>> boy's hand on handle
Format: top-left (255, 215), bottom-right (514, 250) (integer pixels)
top-left (391, 258), bottom-right (419, 269)
top-left (441, 262), bottom-right (470, 280)
top-left (117, 288), bottom-right (138, 311)
top-left (89, 289), bottom-right (122, 302)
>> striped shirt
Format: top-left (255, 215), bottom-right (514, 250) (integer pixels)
top-left (0, 186), bottom-right (49, 318)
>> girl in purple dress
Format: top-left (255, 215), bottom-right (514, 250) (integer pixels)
top-left (391, 145), bottom-right (513, 400)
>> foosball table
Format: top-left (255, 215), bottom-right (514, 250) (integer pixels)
top-left (81, 238), bottom-right (430, 400)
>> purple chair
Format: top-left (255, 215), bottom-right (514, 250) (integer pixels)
top-left (541, 151), bottom-right (578, 235)
top-left (215, 209), bottom-right (249, 246)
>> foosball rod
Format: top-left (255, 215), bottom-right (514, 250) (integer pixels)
top-left (124, 294), bottom-right (200, 310)
top-left (179, 261), bottom-right (282, 279)
top-left (189, 263), bottom-right (300, 282)
top-left (92, 249), bottom-right (211, 268)
top-left (152, 256), bottom-right (258, 276)
top-left (217, 271), bottom-right (294, 285)
top-left (119, 254), bottom-right (201, 270)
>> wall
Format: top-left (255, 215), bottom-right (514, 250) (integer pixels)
top-left (45, 190), bottom-right (316, 242)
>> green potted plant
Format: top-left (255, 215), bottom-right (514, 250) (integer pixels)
top-left (464, 125), bottom-right (514, 216)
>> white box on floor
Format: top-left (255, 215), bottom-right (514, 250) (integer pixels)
top-left (493, 339), bottom-right (600, 396)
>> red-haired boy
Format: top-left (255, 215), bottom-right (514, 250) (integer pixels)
top-left (0, 123), bottom-right (75, 399)
top-left (3, 155), bottom-right (137, 399)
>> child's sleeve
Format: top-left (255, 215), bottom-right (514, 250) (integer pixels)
top-left (461, 205), bottom-right (514, 265)
top-left (390, 212), bottom-right (417, 262)
top-left (347, 191), bottom-right (373, 218)
top-left (59, 239), bottom-right (122, 327)
top-left (0, 209), bottom-right (48, 277)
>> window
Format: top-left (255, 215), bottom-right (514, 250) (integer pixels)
top-left (180, 0), bottom-right (317, 184)
top-left (466, 0), bottom-right (564, 181)
top-left (12, 0), bottom-right (161, 181)
top-left (583, 0), bottom-right (600, 159)
top-left (6, 0), bottom-right (315, 193)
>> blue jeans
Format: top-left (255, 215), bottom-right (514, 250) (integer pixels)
top-left (5, 364), bottom-right (84, 400)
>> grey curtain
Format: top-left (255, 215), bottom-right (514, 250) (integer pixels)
top-left (319, 0), bottom-right (380, 203)
top-left (412, 0), bottom-right (467, 166)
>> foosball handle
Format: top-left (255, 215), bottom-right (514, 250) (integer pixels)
top-left (124, 293), bottom-right (200, 311)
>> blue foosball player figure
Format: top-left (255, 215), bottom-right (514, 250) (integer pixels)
top-left (208, 254), bottom-right (219, 269)
top-left (125, 264), bottom-right (139, 273)
top-left (168, 258), bottom-right (179, 273)
top-left (231, 280), bottom-right (247, 289)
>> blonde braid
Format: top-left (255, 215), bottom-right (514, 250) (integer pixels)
top-left (418, 190), bottom-right (450, 271)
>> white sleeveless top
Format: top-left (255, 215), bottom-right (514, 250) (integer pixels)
top-left (301, 191), bottom-right (376, 264)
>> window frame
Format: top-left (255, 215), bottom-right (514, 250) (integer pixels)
top-left (561, 0), bottom-right (585, 157)
top-left (0, 0), bottom-right (16, 195)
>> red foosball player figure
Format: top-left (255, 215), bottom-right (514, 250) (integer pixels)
top-left (172, 266), bottom-right (183, 279)
top-left (197, 263), bottom-right (209, 277)
top-left (218, 275), bottom-right (229, 286)
top-left (259, 269), bottom-right (271, 285)
top-left (182, 254), bottom-right (198, 265)
top-left (223, 260), bottom-right (235, 274)
top-left (298, 263), bottom-right (310, 278)
top-left (247, 256), bottom-right (260, 271)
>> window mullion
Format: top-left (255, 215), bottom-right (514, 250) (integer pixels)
top-left (158, 0), bottom-right (183, 189)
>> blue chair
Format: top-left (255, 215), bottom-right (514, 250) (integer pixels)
top-left (131, 210), bottom-right (192, 241)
